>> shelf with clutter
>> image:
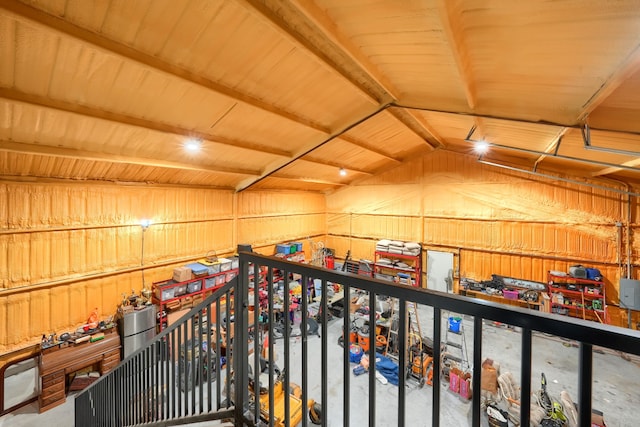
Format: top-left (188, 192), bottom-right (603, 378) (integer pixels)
top-left (459, 275), bottom-right (545, 310)
top-left (152, 255), bottom-right (239, 331)
top-left (547, 266), bottom-right (607, 324)
top-left (373, 240), bottom-right (422, 287)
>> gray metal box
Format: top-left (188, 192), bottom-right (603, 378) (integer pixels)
top-left (620, 279), bottom-right (640, 311)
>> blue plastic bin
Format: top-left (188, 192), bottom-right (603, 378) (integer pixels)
top-left (448, 316), bottom-right (462, 333)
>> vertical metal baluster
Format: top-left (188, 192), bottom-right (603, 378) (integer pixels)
top-left (268, 266), bottom-right (275, 427)
top-left (214, 300), bottom-right (221, 409)
top-left (301, 273), bottom-right (308, 427)
top-left (368, 290), bottom-right (376, 427)
top-left (199, 307), bottom-right (204, 414)
top-left (190, 318), bottom-right (196, 415)
top-left (206, 302), bottom-right (212, 413)
top-left (520, 328), bottom-right (532, 427)
top-left (343, 283), bottom-right (351, 427)
top-left (177, 326), bottom-right (182, 417)
top-left (579, 342), bottom-right (593, 427)
top-left (283, 267), bottom-right (291, 426)
top-left (320, 278), bottom-right (328, 427)
top-left (252, 262), bottom-right (260, 424)
top-left (432, 307), bottom-right (441, 427)
top-left (225, 288), bottom-right (232, 410)
top-left (472, 317), bottom-right (483, 427)
top-left (170, 329), bottom-right (176, 420)
top-left (398, 298), bottom-right (407, 427)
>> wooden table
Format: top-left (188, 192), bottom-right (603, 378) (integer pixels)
top-left (461, 289), bottom-right (541, 310)
top-left (39, 331), bottom-right (121, 413)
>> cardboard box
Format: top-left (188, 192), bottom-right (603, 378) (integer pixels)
top-left (173, 266), bottom-right (192, 282)
top-left (591, 409), bottom-right (607, 427)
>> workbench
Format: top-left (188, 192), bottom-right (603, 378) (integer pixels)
top-left (461, 289), bottom-right (541, 310)
top-left (39, 331), bottom-right (121, 413)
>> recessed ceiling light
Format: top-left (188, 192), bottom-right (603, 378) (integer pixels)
top-left (184, 138), bottom-right (202, 152)
top-left (339, 168), bottom-right (347, 176)
top-left (474, 141), bottom-right (489, 154)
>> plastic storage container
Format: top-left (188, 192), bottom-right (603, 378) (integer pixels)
top-left (448, 316), bottom-right (462, 333)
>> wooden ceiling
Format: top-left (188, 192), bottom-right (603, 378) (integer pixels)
top-left (1, 0), bottom-right (640, 192)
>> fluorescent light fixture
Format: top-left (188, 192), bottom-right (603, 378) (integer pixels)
top-left (184, 138), bottom-right (202, 152)
top-left (140, 219), bottom-right (152, 229)
top-left (339, 168), bottom-right (347, 176)
top-left (474, 140), bottom-right (489, 154)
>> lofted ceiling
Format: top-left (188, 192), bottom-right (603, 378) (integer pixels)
top-left (1, 0), bottom-right (640, 193)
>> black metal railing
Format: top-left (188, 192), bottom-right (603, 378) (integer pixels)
top-left (77, 252), bottom-right (640, 426)
top-left (75, 280), bottom-right (236, 426)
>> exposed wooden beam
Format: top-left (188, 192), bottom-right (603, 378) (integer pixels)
top-left (269, 174), bottom-right (346, 186)
top-left (0, 87), bottom-right (291, 158)
top-left (0, 140), bottom-right (261, 176)
top-left (533, 127), bottom-right (571, 169)
top-left (436, 0), bottom-right (477, 110)
top-left (577, 42), bottom-right (640, 122)
top-left (300, 156), bottom-right (373, 175)
top-left (0, 175), bottom-right (236, 190)
top-left (289, 0), bottom-right (399, 100)
top-left (236, 103), bottom-right (390, 192)
top-left (405, 109), bottom-right (446, 148)
top-left (0, 0), bottom-right (330, 134)
top-left (591, 158), bottom-right (640, 177)
top-left (338, 135), bottom-right (402, 163)
top-left (241, 0), bottom-right (392, 105)
top-left (387, 107), bottom-right (440, 150)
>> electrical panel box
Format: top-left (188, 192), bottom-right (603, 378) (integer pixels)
top-left (620, 279), bottom-right (640, 311)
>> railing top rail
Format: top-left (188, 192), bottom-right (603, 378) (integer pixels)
top-left (241, 252), bottom-right (640, 356)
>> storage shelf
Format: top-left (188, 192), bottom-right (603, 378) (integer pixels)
top-left (551, 302), bottom-right (604, 313)
top-left (547, 271), bottom-right (607, 324)
top-left (374, 251), bottom-right (421, 261)
top-left (373, 264), bottom-right (417, 273)
top-left (548, 287), bottom-right (603, 299)
top-left (152, 268), bottom-right (238, 331)
top-left (373, 248), bottom-right (421, 287)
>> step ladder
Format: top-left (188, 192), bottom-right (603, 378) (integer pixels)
top-left (443, 314), bottom-right (469, 371)
top-left (384, 299), bottom-right (422, 360)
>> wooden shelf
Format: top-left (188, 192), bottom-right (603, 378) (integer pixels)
top-left (462, 289), bottom-right (541, 309)
top-left (547, 272), bottom-right (607, 324)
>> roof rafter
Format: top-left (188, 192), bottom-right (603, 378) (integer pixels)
top-left (268, 174), bottom-right (347, 186)
top-left (436, 0), bottom-right (477, 110)
top-left (0, 140), bottom-right (261, 176)
top-left (336, 135), bottom-right (402, 164)
top-left (0, 0), bottom-right (330, 134)
top-left (289, 0), bottom-right (399, 100)
top-left (236, 103), bottom-right (391, 192)
top-left (533, 127), bottom-right (571, 170)
top-left (241, 0), bottom-right (393, 105)
top-left (300, 155), bottom-right (373, 175)
top-left (388, 107), bottom-right (440, 150)
top-left (0, 87), bottom-right (291, 158)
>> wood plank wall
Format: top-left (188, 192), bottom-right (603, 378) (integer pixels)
top-left (0, 184), bottom-right (326, 352)
top-left (326, 150), bottom-right (639, 329)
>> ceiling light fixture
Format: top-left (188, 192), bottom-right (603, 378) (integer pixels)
top-left (339, 168), bottom-right (347, 176)
top-left (184, 138), bottom-right (202, 152)
top-left (474, 140), bottom-right (489, 154)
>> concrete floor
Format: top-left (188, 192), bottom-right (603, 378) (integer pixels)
top-left (2, 305), bottom-right (639, 427)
